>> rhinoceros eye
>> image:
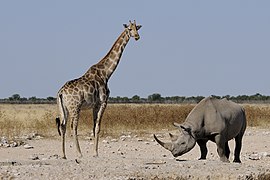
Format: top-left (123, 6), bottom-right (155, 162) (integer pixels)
top-left (181, 142), bottom-right (186, 145)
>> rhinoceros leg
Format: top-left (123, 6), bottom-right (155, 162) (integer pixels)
top-left (233, 133), bottom-right (243, 163)
top-left (225, 142), bottom-right (230, 159)
top-left (197, 139), bottom-right (208, 160)
top-left (215, 135), bottom-right (230, 162)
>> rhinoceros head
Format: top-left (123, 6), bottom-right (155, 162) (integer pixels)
top-left (154, 123), bottom-right (196, 157)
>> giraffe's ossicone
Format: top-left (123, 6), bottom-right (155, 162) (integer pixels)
top-left (56, 20), bottom-right (142, 159)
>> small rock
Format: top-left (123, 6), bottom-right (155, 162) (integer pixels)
top-left (137, 138), bottom-right (143, 142)
top-left (249, 153), bottom-right (260, 160)
top-left (48, 154), bottom-right (60, 159)
top-left (30, 155), bottom-right (39, 160)
top-left (120, 136), bottom-right (127, 141)
top-left (111, 139), bottom-right (118, 142)
top-left (4, 143), bottom-right (10, 148)
top-left (14, 173), bottom-right (20, 177)
top-left (144, 166), bottom-right (149, 169)
top-left (24, 144), bottom-right (33, 149)
top-left (259, 152), bottom-right (270, 158)
top-left (85, 136), bottom-right (92, 141)
top-left (35, 135), bottom-right (42, 140)
top-left (10, 141), bottom-right (18, 147)
top-left (104, 144), bottom-right (111, 149)
top-left (117, 151), bottom-right (124, 155)
top-left (30, 133), bottom-right (37, 139)
top-left (1, 137), bottom-right (8, 143)
top-left (102, 140), bottom-right (109, 144)
top-left (262, 131), bottom-right (270, 135)
top-left (248, 152), bottom-right (270, 160)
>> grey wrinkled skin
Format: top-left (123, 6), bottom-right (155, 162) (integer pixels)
top-left (154, 96), bottom-right (247, 163)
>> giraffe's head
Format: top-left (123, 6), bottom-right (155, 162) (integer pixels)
top-left (123, 20), bottom-right (142, 41)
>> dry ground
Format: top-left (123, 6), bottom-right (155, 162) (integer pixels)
top-left (0, 127), bottom-right (270, 180)
top-left (0, 104), bottom-right (270, 179)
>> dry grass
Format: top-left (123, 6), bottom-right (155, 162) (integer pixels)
top-left (243, 104), bottom-right (270, 127)
top-left (0, 103), bottom-right (269, 138)
top-left (0, 104), bottom-right (57, 138)
top-left (79, 104), bottom-right (194, 136)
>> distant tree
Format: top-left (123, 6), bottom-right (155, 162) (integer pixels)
top-left (115, 96), bottom-right (122, 103)
top-left (165, 96), bottom-right (186, 103)
top-left (195, 96), bottom-right (205, 103)
top-left (222, 95), bottom-right (231, 100)
top-left (148, 93), bottom-right (162, 102)
top-left (211, 95), bottom-right (221, 99)
top-left (20, 97), bottom-right (27, 102)
top-left (131, 95), bottom-right (140, 102)
top-left (9, 94), bottom-right (21, 101)
top-left (28, 96), bottom-right (37, 102)
top-left (251, 93), bottom-right (262, 101)
top-left (236, 95), bottom-right (249, 102)
top-left (122, 97), bottom-right (130, 103)
top-left (47, 96), bottom-right (56, 101)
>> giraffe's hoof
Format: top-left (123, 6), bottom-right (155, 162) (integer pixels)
top-left (93, 154), bottom-right (99, 158)
top-left (61, 156), bottom-right (67, 160)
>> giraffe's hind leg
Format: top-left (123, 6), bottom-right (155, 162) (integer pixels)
top-left (93, 102), bottom-right (107, 157)
top-left (71, 113), bottom-right (82, 158)
top-left (92, 105), bottom-right (99, 137)
top-left (60, 122), bottom-right (67, 159)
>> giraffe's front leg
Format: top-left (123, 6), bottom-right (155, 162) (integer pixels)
top-left (93, 102), bottom-right (107, 157)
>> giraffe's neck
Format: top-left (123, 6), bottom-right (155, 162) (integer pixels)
top-left (85, 29), bottom-right (131, 82)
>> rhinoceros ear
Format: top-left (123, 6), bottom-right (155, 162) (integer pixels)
top-left (173, 122), bottom-right (181, 127)
top-left (180, 125), bottom-right (192, 134)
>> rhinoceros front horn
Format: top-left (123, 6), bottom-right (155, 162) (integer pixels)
top-left (154, 134), bottom-right (173, 151)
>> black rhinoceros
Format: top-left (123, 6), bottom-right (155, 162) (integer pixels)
top-left (154, 97), bottom-right (246, 163)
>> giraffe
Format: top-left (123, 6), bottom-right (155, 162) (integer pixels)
top-left (55, 20), bottom-right (142, 159)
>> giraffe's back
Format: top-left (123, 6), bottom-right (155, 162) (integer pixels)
top-left (58, 76), bottom-right (107, 109)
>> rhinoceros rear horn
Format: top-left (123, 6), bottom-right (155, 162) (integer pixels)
top-left (154, 134), bottom-right (173, 151)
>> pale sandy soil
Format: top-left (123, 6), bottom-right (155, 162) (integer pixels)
top-left (0, 127), bottom-right (270, 180)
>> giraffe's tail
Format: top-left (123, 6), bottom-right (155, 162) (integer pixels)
top-left (56, 94), bottom-right (67, 136)
top-left (56, 117), bottom-right (61, 136)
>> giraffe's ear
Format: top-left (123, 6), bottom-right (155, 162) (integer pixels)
top-left (123, 24), bottom-right (128, 28)
top-left (136, 25), bottom-right (142, 30)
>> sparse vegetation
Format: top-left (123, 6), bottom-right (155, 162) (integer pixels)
top-left (0, 103), bottom-right (270, 138)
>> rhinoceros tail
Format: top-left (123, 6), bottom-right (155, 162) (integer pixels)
top-left (241, 107), bottom-right (247, 133)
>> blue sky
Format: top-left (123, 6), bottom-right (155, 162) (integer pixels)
top-left (0, 1), bottom-right (270, 98)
